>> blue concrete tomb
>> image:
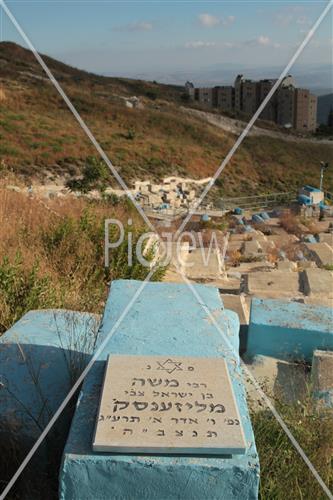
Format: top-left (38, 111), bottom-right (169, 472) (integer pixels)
top-left (246, 298), bottom-right (333, 362)
top-left (0, 309), bottom-right (99, 445)
top-left (60, 280), bottom-right (259, 500)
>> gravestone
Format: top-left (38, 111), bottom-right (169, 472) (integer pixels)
top-left (93, 355), bottom-right (246, 454)
top-left (247, 298), bottom-right (333, 362)
top-left (60, 280), bottom-right (259, 500)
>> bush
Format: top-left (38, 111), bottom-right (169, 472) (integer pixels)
top-left (145, 90), bottom-right (158, 100)
top-left (66, 156), bottom-right (110, 194)
top-left (0, 255), bottom-right (55, 333)
top-left (126, 128), bottom-right (136, 140)
top-left (41, 210), bottom-right (166, 308)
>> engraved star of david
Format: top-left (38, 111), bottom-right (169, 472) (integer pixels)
top-left (156, 359), bottom-right (183, 374)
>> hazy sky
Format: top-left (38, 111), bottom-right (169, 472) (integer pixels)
top-left (1, 1), bottom-right (332, 77)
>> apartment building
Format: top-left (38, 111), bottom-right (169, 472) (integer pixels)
top-left (186, 74), bottom-right (317, 131)
top-left (197, 87), bottom-right (214, 107)
top-left (277, 86), bottom-right (294, 128)
top-left (293, 89), bottom-right (318, 132)
top-left (234, 74), bottom-right (243, 112)
top-left (307, 93), bottom-right (318, 132)
top-left (242, 80), bottom-right (259, 115)
top-left (259, 79), bottom-right (277, 122)
top-left (214, 86), bottom-right (234, 112)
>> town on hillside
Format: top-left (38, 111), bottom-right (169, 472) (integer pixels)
top-left (185, 74), bottom-right (318, 132)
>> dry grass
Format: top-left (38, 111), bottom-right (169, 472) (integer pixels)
top-left (279, 212), bottom-right (304, 238)
top-left (1, 42), bottom-right (332, 197)
top-left (0, 178), bottom-right (163, 333)
top-left (250, 391), bottom-right (333, 499)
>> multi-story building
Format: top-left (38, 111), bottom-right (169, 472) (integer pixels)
top-left (307, 93), bottom-right (318, 132)
top-left (197, 87), bottom-right (214, 107)
top-left (241, 80), bottom-right (259, 115)
top-left (234, 75), bottom-right (243, 112)
top-left (186, 74), bottom-right (317, 131)
top-left (184, 81), bottom-right (195, 100)
top-left (214, 86), bottom-right (234, 112)
top-left (293, 89), bottom-right (318, 132)
top-left (294, 89), bottom-right (310, 131)
top-left (259, 79), bottom-right (278, 122)
top-left (277, 86), bottom-right (294, 128)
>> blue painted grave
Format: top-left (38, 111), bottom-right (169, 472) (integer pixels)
top-left (246, 299), bottom-right (333, 362)
top-left (60, 280), bottom-right (259, 500)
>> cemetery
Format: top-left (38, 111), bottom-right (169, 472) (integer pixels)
top-left (0, 188), bottom-right (332, 499)
top-left (0, 273), bottom-right (332, 498)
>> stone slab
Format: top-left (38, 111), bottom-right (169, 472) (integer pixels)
top-left (277, 260), bottom-right (297, 271)
top-left (304, 296), bottom-right (333, 308)
top-left (60, 280), bottom-right (259, 500)
top-left (245, 355), bottom-right (309, 409)
top-left (318, 233), bottom-right (333, 246)
top-left (93, 355), bottom-right (246, 455)
top-left (312, 350), bottom-right (333, 409)
top-left (242, 240), bottom-right (263, 257)
top-left (221, 294), bottom-right (249, 325)
top-left (185, 249), bottom-right (221, 280)
top-left (267, 233), bottom-right (299, 246)
top-left (208, 277), bottom-right (241, 294)
top-left (246, 271), bottom-right (300, 298)
top-left (304, 242), bottom-right (333, 267)
top-left (228, 261), bottom-right (275, 274)
top-left (227, 240), bottom-right (244, 253)
top-left (312, 350), bottom-right (333, 392)
top-left (302, 268), bottom-right (333, 298)
top-left (298, 261), bottom-right (317, 270)
top-left (221, 294), bottom-right (250, 355)
top-left (246, 298), bottom-right (333, 362)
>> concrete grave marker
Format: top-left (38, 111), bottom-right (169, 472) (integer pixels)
top-left (93, 355), bottom-right (246, 455)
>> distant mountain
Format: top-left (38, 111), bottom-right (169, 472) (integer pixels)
top-left (107, 63), bottom-right (333, 93)
top-left (317, 94), bottom-right (333, 125)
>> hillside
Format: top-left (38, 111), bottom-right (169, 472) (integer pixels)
top-left (0, 41), bottom-right (332, 195)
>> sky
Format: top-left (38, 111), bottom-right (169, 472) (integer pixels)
top-left (1, 1), bottom-right (332, 83)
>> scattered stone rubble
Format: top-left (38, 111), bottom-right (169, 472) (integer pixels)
top-left (134, 177), bottom-right (201, 209)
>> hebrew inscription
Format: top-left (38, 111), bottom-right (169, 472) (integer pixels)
top-left (93, 355), bottom-right (246, 454)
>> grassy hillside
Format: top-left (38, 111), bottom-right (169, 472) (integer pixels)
top-left (0, 42), bottom-right (332, 195)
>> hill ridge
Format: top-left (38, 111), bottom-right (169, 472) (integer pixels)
top-left (0, 41), bottom-right (332, 195)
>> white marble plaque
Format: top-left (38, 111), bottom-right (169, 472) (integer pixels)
top-left (93, 355), bottom-right (246, 455)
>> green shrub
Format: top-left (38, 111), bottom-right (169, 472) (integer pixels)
top-left (0, 255), bottom-right (55, 333)
top-left (145, 90), bottom-right (158, 100)
top-left (126, 128), bottom-right (136, 140)
top-left (66, 156), bottom-right (110, 193)
top-left (41, 210), bottom-right (166, 306)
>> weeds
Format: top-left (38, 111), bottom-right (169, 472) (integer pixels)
top-left (251, 397), bottom-right (333, 499)
top-left (0, 255), bottom-right (55, 333)
top-left (0, 185), bottom-right (166, 335)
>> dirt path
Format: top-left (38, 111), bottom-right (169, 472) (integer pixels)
top-left (182, 107), bottom-right (333, 146)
